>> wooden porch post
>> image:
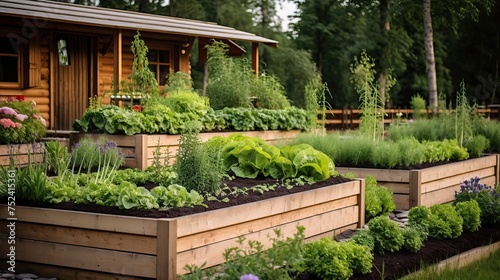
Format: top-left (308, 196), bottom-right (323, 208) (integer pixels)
top-left (251, 42), bottom-right (259, 77)
top-left (113, 29), bottom-right (122, 92)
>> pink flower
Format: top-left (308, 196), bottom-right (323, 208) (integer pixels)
top-left (15, 113), bottom-right (29, 121)
top-left (0, 106), bottom-right (17, 116)
top-left (0, 118), bottom-right (17, 128)
top-left (14, 122), bottom-right (22, 128)
top-left (34, 114), bottom-right (46, 126)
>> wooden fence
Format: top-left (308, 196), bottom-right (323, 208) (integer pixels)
top-left (317, 107), bottom-right (500, 130)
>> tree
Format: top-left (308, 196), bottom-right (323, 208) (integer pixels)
top-left (422, 0), bottom-right (495, 112)
top-left (423, 0), bottom-right (438, 112)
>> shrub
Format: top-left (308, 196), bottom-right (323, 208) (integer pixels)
top-left (454, 177), bottom-right (500, 224)
top-left (206, 41), bottom-right (253, 110)
top-left (367, 215), bottom-right (404, 254)
top-left (250, 74), bottom-right (291, 110)
top-left (303, 238), bottom-right (372, 280)
top-left (0, 96), bottom-right (46, 144)
top-left (454, 200), bottom-right (481, 232)
top-left (410, 94), bottom-right (427, 119)
top-left (428, 204), bottom-right (463, 239)
top-left (364, 176), bottom-right (396, 221)
top-left (163, 71), bottom-right (193, 93)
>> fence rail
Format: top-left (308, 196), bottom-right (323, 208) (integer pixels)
top-left (317, 107), bottom-right (500, 130)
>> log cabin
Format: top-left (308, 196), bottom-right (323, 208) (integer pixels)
top-left (0, 0), bottom-right (278, 130)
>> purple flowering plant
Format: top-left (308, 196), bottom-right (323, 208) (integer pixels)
top-left (454, 176), bottom-right (500, 224)
top-left (0, 96), bottom-right (46, 144)
top-left (70, 136), bottom-right (125, 183)
top-left (240, 274), bottom-right (259, 280)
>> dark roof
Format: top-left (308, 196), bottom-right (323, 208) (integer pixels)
top-left (0, 0), bottom-right (278, 46)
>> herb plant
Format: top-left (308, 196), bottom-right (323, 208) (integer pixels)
top-left (351, 50), bottom-right (395, 141)
top-left (174, 130), bottom-right (225, 195)
top-left (180, 226), bottom-right (306, 280)
top-left (44, 141), bottom-right (70, 176)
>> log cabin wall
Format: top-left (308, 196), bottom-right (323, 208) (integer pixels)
top-left (0, 16), bottom-right (51, 127)
top-left (98, 30), bottom-right (192, 97)
top-left (2, 17), bottom-right (194, 129)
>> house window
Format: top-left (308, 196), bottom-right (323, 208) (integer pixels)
top-left (0, 36), bottom-right (20, 86)
top-left (147, 49), bottom-right (171, 85)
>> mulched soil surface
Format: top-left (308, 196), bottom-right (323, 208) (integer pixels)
top-left (4, 173), bottom-right (500, 280)
top-left (296, 222), bottom-right (500, 280)
top-left (6, 175), bottom-right (351, 218)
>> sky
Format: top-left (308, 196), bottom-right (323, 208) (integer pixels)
top-left (277, 1), bottom-right (297, 31)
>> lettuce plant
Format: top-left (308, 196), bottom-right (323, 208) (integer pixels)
top-left (454, 200), bottom-right (481, 232)
top-left (222, 135), bottom-right (335, 183)
top-left (364, 176), bottom-right (396, 221)
top-left (303, 237), bottom-right (372, 280)
top-left (367, 215), bottom-right (404, 254)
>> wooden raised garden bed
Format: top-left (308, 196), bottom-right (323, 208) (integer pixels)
top-left (69, 130), bottom-right (301, 170)
top-left (0, 143), bottom-right (44, 167)
top-left (0, 178), bottom-right (364, 279)
top-left (336, 154), bottom-right (500, 210)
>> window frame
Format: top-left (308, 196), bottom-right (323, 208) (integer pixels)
top-left (0, 32), bottom-right (23, 89)
top-left (146, 46), bottom-right (173, 87)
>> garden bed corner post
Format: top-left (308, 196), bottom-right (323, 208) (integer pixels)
top-left (495, 154), bottom-right (500, 184)
top-left (357, 178), bottom-right (366, 228)
top-left (409, 170), bottom-right (422, 208)
top-left (156, 219), bottom-right (177, 280)
top-left (136, 134), bottom-right (148, 170)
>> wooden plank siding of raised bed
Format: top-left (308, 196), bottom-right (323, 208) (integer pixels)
top-left (69, 130), bottom-right (301, 169)
top-left (0, 144), bottom-right (44, 166)
top-left (0, 206), bottom-right (172, 279)
top-left (0, 179), bottom-right (364, 279)
top-left (336, 154), bottom-right (500, 210)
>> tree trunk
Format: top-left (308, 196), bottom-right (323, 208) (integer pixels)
top-left (202, 62), bottom-right (208, 96)
top-left (378, 0), bottom-right (391, 108)
top-left (423, 0), bottom-right (438, 113)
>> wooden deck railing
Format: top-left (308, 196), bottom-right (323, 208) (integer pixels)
top-left (317, 107), bottom-right (500, 130)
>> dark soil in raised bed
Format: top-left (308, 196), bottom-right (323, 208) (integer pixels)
top-left (4, 173), bottom-right (500, 280)
top-left (297, 222), bottom-right (500, 280)
top-left (6, 175), bottom-right (352, 218)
